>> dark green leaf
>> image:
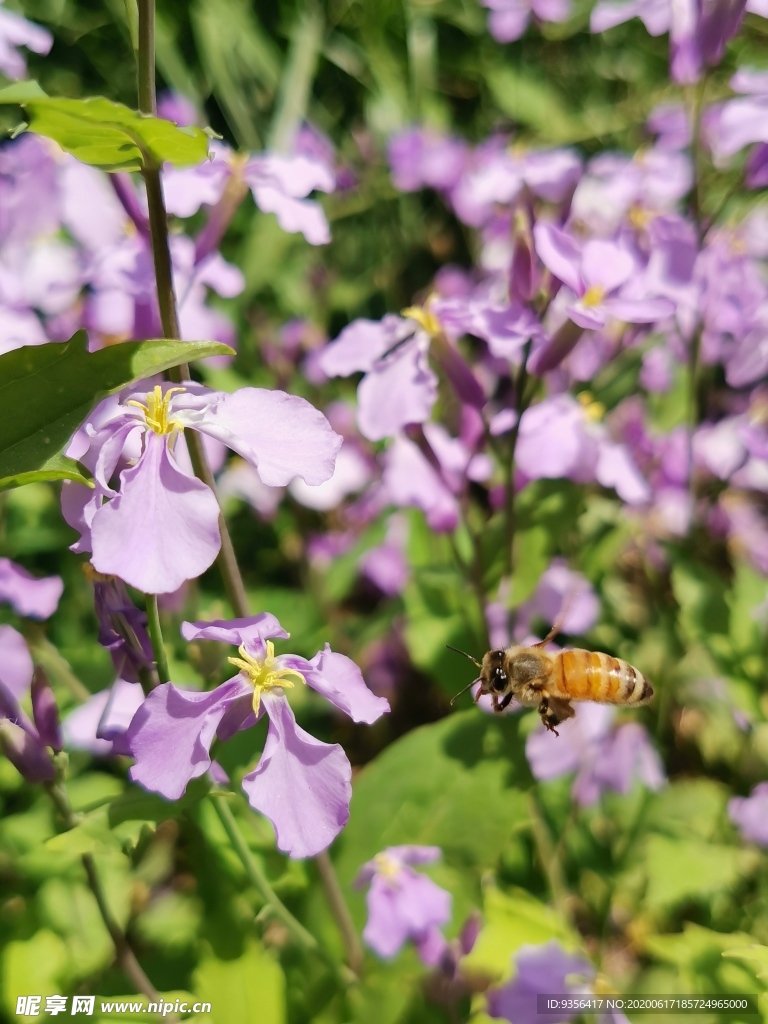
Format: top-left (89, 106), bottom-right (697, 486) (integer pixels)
top-left (0, 333), bottom-right (234, 486)
top-left (0, 453), bottom-right (92, 491)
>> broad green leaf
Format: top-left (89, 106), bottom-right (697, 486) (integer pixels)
top-left (192, 940), bottom-right (286, 1024)
top-left (331, 710), bottom-right (535, 930)
top-left (0, 931), bottom-right (70, 1016)
top-left (0, 334), bottom-right (233, 487)
top-left (37, 877), bottom-right (113, 977)
top-left (465, 886), bottom-right (579, 979)
top-left (0, 88), bottom-right (209, 171)
top-left (671, 561), bottom-right (730, 644)
top-left (644, 835), bottom-right (759, 911)
top-left (723, 946), bottom-right (768, 984)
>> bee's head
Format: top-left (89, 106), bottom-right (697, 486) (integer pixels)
top-left (481, 649), bottom-right (509, 694)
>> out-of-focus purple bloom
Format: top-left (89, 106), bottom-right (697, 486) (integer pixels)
top-left (503, 393), bottom-right (652, 505)
top-left (534, 223), bottom-right (675, 330)
top-left (0, 559), bottom-right (63, 619)
top-left (388, 129), bottom-right (469, 193)
top-left (63, 677), bottom-right (145, 758)
top-left (526, 704), bottom-right (665, 805)
top-left (487, 941), bottom-right (594, 1024)
top-left (127, 616), bottom-right (389, 857)
top-left (515, 560), bottom-right (600, 639)
top-left (244, 152), bottom-right (335, 245)
top-left (288, 441), bottom-right (371, 511)
top-left (65, 382), bottom-right (341, 593)
top-left (709, 68), bottom-right (768, 161)
top-left (354, 845), bottom-right (452, 961)
top-left (0, 627), bottom-right (58, 782)
top-left (449, 142), bottom-right (582, 227)
top-left (318, 313), bottom-right (439, 442)
top-left (360, 516), bottom-right (411, 596)
top-left (0, 1), bottom-right (52, 79)
top-left (481, 0), bottom-right (571, 41)
top-left (157, 92), bottom-right (199, 127)
top-left (729, 783), bottom-right (768, 846)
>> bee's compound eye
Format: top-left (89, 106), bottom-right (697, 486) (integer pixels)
top-left (492, 668), bottom-right (508, 692)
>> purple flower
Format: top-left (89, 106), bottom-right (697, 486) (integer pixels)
top-left (0, 626), bottom-right (59, 782)
top-left (127, 616), bottom-right (389, 857)
top-left (0, 559), bottom-right (63, 619)
top-left (729, 783), bottom-right (768, 846)
top-left (0, 1), bottom-right (52, 79)
top-left (487, 941), bottom-right (594, 1024)
top-left (244, 152), bottom-right (335, 245)
top-left (515, 560), bottom-right (600, 639)
top-left (710, 68), bottom-right (768, 161)
top-left (318, 313), bottom-right (439, 442)
top-left (85, 569), bottom-right (154, 683)
top-left (534, 223), bottom-right (675, 330)
top-left (63, 677), bottom-right (145, 758)
top-left (354, 845), bottom-right (452, 961)
top-left (526, 704), bottom-right (665, 805)
top-left (481, 0), bottom-right (571, 42)
top-left (388, 129), bottom-right (468, 193)
top-left (67, 382), bottom-right (341, 593)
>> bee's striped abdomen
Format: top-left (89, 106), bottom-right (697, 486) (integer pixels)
top-left (549, 649), bottom-right (653, 706)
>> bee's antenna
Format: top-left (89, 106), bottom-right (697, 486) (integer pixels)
top-left (450, 677), bottom-right (481, 706)
top-left (445, 644), bottom-right (482, 668)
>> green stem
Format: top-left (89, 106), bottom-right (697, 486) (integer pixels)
top-left (315, 850), bottom-right (364, 977)
top-left (503, 344), bottom-right (535, 586)
top-left (145, 594), bottom-right (170, 685)
top-left (136, 0), bottom-right (250, 619)
top-left (45, 777), bottom-right (172, 1019)
top-left (210, 794), bottom-right (357, 986)
top-left (528, 791), bottom-right (575, 930)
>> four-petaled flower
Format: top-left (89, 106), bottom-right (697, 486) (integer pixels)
top-left (65, 382), bottom-right (341, 594)
top-left (126, 615), bottom-right (389, 858)
top-left (354, 845), bottom-right (452, 962)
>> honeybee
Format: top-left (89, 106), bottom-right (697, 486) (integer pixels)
top-left (449, 623), bottom-right (653, 735)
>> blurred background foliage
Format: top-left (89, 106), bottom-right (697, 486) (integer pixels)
top-left (1, 0), bottom-right (768, 1022)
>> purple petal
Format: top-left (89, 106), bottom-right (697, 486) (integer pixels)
top-left (362, 876), bottom-right (412, 957)
top-left (487, 4), bottom-right (531, 41)
top-left (0, 559), bottom-right (63, 619)
top-left (0, 624), bottom-right (34, 701)
top-left (197, 388), bottom-right (341, 487)
top-left (91, 432), bottom-right (222, 594)
top-left (533, 223), bottom-right (583, 293)
top-left (252, 186), bottom-right (330, 244)
top-left (580, 240), bottom-right (634, 292)
top-left (596, 442), bottom-right (652, 504)
top-left (30, 668), bottom-right (61, 751)
top-left (319, 316), bottom-right (411, 376)
top-left (181, 614), bottom-right (290, 646)
top-left (357, 342), bottom-right (438, 442)
top-left (241, 693), bottom-right (352, 858)
top-left (0, 719), bottom-right (55, 783)
top-left (128, 680), bottom-right (249, 800)
top-left (281, 645), bottom-right (390, 724)
top-left (729, 783), bottom-right (768, 846)
top-left (601, 296), bottom-right (676, 323)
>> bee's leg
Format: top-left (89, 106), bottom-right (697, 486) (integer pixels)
top-left (491, 693), bottom-right (500, 713)
top-left (498, 692), bottom-right (515, 711)
top-left (538, 694), bottom-right (560, 736)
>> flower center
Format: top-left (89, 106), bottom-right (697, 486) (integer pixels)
top-left (228, 641), bottom-right (306, 716)
top-left (402, 297), bottom-right (441, 339)
top-left (373, 852), bottom-right (402, 880)
top-left (581, 285), bottom-right (605, 307)
top-left (126, 385), bottom-right (186, 436)
top-left (578, 391), bottom-right (605, 422)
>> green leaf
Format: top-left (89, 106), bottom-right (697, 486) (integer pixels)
top-left (671, 560), bottom-right (730, 644)
top-left (0, 92), bottom-right (210, 171)
top-left (644, 835), bottom-right (759, 911)
top-left (0, 81), bottom-right (47, 103)
top-left (723, 946), bottom-right (768, 985)
top-left (466, 886), bottom-right (579, 980)
top-left (0, 452), bottom-right (92, 490)
top-left (0, 334), bottom-right (234, 487)
top-left (331, 710), bottom-right (535, 929)
top-left (192, 940), bottom-right (286, 1024)
top-left (0, 930), bottom-right (70, 1016)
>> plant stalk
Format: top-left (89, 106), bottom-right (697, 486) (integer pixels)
top-left (145, 594), bottom-right (170, 685)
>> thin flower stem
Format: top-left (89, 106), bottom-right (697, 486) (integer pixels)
top-left (527, 791), bottom-right (576, 931)
top-left (315, 850), bottom-right (364, 977)
top-left (136, 0), bottom-right (250, 619)
top-left (145, 594), bottom-right (170, 686)
top-left (45, 778), bottom-right (174, 1021)
top-left (210, 794), bottom-right (358, 987)
top-left (503, 343), bottom-right (534, 586)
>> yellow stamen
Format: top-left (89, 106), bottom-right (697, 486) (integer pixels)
top-left (628, 204), bottom-right (654, 230)
top-left (402, 296), bottom-right (441, 339)
top-left (581, 285), bottom-right (605, 307)
top-left (126, 385), bottom-right (186, 436)
top-left (578, 391), bottom-right (605, 422)
top-left (373, 852), bottom-right (401, 880)
top-left (228, 640), bottom-right (306, 716)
